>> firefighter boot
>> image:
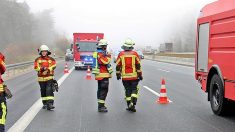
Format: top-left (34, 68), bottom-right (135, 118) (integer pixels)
top-left (126, 101), bottom-right (131, 111)
top-left (98, 103), bottom-right (108, 113)
top-left (47, 101), bottom-right (55, 110)
top-left (42, 105), bottom-right (47, 109)
top-left (131, 97), bottom-right (137, 106)
top-left (127, 102), bottom-right (136, 112)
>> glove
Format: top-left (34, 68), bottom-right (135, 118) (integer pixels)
top-left (138, 75), bottom-right (143, 81)
top-left (40, 67), bottom-right (47, 71)
top-left (3, 85), bottom-right (12, 99)
top-left (138, 73), bottom-right (143, 81)
top-left (116, 74), bottom-right (121, 80)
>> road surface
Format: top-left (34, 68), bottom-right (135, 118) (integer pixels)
top-left (4, 60), bottom-right (235, 132)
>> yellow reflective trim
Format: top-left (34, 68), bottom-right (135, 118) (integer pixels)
top-left (137, 70), bottom-right (142, 73)
top-left (93, 52), bottom-right (98, 58)
top-left (116, 71), bottom-right (121, 74)
top-left (42, 96), bottom-right (54, 101)
top-left (126, 97), bottom-right (131, 101)
top-left (95, 73), bottom-right (111, 78)
top-left (131, 94), bottom-right (138, 98)
top-left (116, 58), bottom-right (121, 65)
top-left (121, 55), bottom-right (137, 77)
top-left (0, 85), bottom-right (4, 92)
top-left (100, 58), bottom-right (110, 65)
top-left (49, 64), bottom-right (56, 71)
top-left (35, 60), bottom-right (41, 72)
top-left (38, 76), bottom-right (53, 82)
top-left (0, 102), bottom-right (6, 125)
top-left (98, 100), bottom-right (105, 104)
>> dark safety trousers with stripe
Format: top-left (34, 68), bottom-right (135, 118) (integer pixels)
top-left (122, 80), bottom-right (139, 107)
top-left (0, 95), bottom-right (6, 132)
top-left (97, 78), bottom-right (109, 108)
top-left (39, 79), bottom-right (54, 106)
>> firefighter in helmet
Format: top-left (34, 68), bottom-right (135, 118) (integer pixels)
top-left (92, 39), bottom-right (113, 113)
top-left (0, 52), bottom-right (12, 131)
top-left (116, 39), bottom-right (143, 112)
top-left (34, 45), bottom-right (56, 110)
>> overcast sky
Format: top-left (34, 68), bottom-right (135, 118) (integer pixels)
top-left (19, 0), bottom-right (216, 49)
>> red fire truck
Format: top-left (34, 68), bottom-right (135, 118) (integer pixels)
top-left (73, 33), bottom-right (104, 70)
top-left (196, 0), bottom-right (235, 115)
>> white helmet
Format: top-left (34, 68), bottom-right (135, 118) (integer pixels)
top-left (39, 45), bottom-right (51, 55)
top-left (98, 39), bottom-right (108, 46)
top-left (123, 38), bottom-right (135, 47)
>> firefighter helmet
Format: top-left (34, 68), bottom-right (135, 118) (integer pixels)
top-left (38, 45), bottom-right (51, 55)
top-left (123, 38), bottom-right (135, 47)
top-left (98, 39), bottom-right (108, 46)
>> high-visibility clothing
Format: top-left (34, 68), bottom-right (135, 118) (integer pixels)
top-left (0, 57), bottom-right (6, 93)
top-left (0, 54), bottom-right (7, 131)
top-left (116, 51), bottom-right (142, 80)
top-left (97, 78), bottom-right (109, 107)
top-left (93, 52), bottom-right (112, 80)
top-left (0, 58), bottom-right (6, 85)
top-left (34, 56), bottom-right (56, 82)
top-left (39, 80), bottom-right (54, 106)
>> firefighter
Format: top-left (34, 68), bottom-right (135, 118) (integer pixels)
top-left (0, 52), bottom-right (12, 131)
top-left (34, 45), bottom-right (56, 110)
top-left (92, 39), bottom-right (113, 113)
top-left (116, 39), bottom-right (143, 112)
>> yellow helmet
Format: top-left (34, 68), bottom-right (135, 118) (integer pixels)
top-left (98, 39), bottom-right (108, 46)
top-left (123, 38), bottom-right (135, 47)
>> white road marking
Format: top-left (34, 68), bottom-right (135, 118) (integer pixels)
top-left (158, 69), bottom-right (170, 73)
top-left (143, 86), bottom-right (173, 103)
top-left (8, 67), bottom-right (75, 132)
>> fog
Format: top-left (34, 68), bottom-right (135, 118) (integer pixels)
top-left (19, 0), bottom-right (216, 50)
top-left (0, 0), bottom-right (216, 63)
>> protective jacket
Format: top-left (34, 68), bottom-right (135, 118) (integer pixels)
top-left (34, 56), bottom-right (56, 82)
top-left (92, 50), bottom-right (112, 80)
top-left (116, 51), bottom-right (142, 80)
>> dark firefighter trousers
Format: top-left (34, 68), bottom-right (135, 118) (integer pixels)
top-left (39, 79), bottom-right (54, 106)
top-left (97, 78), bottom-right (109, 108)
top-left (122, 80), bottom-right (139, 106)
top-left (0, 94), bottom-right (6, 132)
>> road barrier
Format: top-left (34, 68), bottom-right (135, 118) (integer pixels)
top-left (145, 55), bottom-right (194, 67)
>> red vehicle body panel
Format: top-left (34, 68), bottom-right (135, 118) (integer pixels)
top-left (73, 33), bottom-right (104, 61)
top-left (196, 0), bottom-right (235, 100)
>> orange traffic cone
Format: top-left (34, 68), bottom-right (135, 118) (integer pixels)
top-left (64, 63), bottom-right (69, 74)
top-left (86, 66), bottom-right (92, 80)
top-left (157, 78), bottom-right (169, 104)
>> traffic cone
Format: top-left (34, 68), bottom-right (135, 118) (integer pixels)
top-left (86, 66), bottom-right (92, 80)
top-left (64, 63), bottom-right (69, 74)
top-left (157, 78), bottom-right (169, 104)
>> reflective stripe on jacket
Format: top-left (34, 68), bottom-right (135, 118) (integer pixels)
top-left (94, 52), bottom-right (112, 80)
top-left (116, 51), bottom-right (142, 80)
top-left (34, 56), bottom-right (56, 82)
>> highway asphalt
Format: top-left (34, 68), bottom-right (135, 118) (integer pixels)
top-left (4, 60), bottom-right (235, 132)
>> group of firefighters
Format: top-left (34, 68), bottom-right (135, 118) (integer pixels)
top-left (0, 38), bottom-right (142, 131)
top-left (92, 38), bottom-right (143, 113)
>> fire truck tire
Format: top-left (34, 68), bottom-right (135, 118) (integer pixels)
top-left (209, 74), bottom-right (228, 116)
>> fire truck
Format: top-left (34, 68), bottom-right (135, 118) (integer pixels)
top-left (73, 33), bottom-right (104, 70)
top-left (196, 0), bottom-right (235, 115)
